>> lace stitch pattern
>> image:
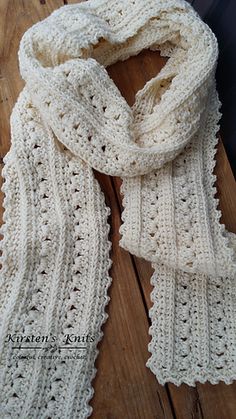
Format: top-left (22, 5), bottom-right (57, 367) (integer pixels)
top-left (0, 0), bottom-right (236, 417)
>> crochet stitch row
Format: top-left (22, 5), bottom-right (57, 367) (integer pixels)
top-left (0, 0), bottom-right (236, 417)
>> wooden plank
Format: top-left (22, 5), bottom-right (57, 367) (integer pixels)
top-left (107, 45), bottom-right (236, 419)
top-left (112, 139), bottom-right (236, 419)
top-left (1, 0), bottom-right (236, 418)
top-left (0, 0), bottom-right (62, 156)
top-left (92, 173), bottom-right (174, 418)
top-left (70, 2), bottom-right (236, 417)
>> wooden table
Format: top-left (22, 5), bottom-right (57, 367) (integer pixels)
top-left (1, 1), bottom-right (236, 418)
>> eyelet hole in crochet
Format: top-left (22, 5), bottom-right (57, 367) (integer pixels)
top-left (1, 2), bottom-right (234, 414)
top-left (93, 37), bottom-right (107, 51)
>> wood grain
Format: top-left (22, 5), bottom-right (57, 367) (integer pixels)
top-left (0, 1), bottom-right (236, 418)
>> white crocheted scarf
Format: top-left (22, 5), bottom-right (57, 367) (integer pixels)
top-left (1, 0), bottom-right (236, 417)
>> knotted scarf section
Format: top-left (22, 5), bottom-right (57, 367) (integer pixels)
top-left (1, 0), bottom-right (236, 417)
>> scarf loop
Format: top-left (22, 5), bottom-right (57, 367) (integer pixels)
top-left (1, 0), bottom-right (236, 417)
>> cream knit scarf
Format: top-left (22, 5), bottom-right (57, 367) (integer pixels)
top-left (1, 0), bottom-right (236, 417)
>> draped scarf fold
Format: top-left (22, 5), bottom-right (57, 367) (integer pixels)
top-left (1, 0), bottom-right (236, 417)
